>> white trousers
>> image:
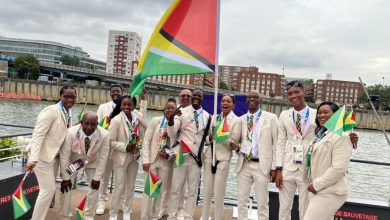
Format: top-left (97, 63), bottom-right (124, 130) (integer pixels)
top-left (31, 158), bottom-right (59, 220)
top-left (237, 161), bottom-right (270, 220)
top-left (304, 193), bottom-right (347, 220)
top-left (60, 168), bottom-right (99, 220)
top-left (141, 158), bottom-right (172, 220)
top-left (109, 156), bottom-right (139, 216)
top-left (98, 157), bottom-right (114, 201)
top-left (201, 160), bottom-right (230, 220)
top-left (168, 157), bottom-right (201, 220)
top-left (278, 169), bottom-right (309, 220)
top-left (160, 164), bottom-right (186, 217)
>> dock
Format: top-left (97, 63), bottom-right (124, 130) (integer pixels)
top-left (47, 187), bottom-right (235, 220)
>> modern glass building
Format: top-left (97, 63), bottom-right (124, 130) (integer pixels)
top-left (0, 36), bottom-right (106, 71)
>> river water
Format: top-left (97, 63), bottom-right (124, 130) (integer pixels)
top-left (1, 99), bottom-right (389, 203)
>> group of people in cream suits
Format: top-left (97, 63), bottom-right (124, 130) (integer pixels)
top-left (26, 81), bottom-right (358, 220)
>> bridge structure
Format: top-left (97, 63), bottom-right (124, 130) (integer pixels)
top-left (39, 62), bottom-right (221, 93)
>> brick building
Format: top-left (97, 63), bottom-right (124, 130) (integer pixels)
top-left (235, 69), bottom-right (284, 97)
top-left (315, 79), bottom-right (363, 105)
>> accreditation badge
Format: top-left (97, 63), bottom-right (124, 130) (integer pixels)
top-left (292, 144), bottom-right (304, 164)
top-left (239, 140), bottom-right (252, 157)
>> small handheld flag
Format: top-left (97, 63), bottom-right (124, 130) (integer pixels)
top-left (75, 196), bottom-right (86, 220)
top-left (343, 109), bottom-right (356, 132)
top-left (12, 173), bottom-right (31, 219)
top-left (174, 140), bottom-right (192, 168)
top-left (99, 116), bottom-right (110, 129)
top-left (213, 116), bottom-right (230, 144)
top-left (144, 170), bottom-right (162, 199)
top-left (324, 105), bottom-right (346, 136)
top-left (77, 108), bottom-right (85, 122)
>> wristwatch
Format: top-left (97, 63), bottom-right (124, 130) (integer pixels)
top-left (276, 166), bottom-right (283, 171)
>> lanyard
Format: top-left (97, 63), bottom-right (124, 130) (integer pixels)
top-left (158, 117), bottom-right (169, 147)
top-left (183, 109), bottom-right (203, 129)
top-left (75, 128), bottom-right (95, 162)
top-left (59, 102), bottom-right (72, 128)
top-left (246, 110), bottom-right (262, 141)
top-left (305, 128), bottom-right (328, 169)
top-left (124, 114), bottom-right (136, 136)
top-left (292, 108), bottom-right (310, 136)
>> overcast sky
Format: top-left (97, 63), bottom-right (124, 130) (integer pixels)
top-left (1, 0), bottom-right (389, 85)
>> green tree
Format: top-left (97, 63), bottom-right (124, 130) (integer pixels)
top-left (13, 55), bottom-right (40, 80)
top-left (219, 81), bottom-right (229, 90)
top-left (358, 84), bottom-right (390, 110)
top-left (60, 55), bottom-right (80, 67)
top-left (0, 138), bottom-right (20, 160)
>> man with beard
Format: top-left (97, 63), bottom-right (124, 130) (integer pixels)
top-left (60, 112), bottom-right (109, 220)
top-left (235, 90), bottom-right (278, 219)
top-left (96, 84), bottom-right (148, 215)
top-left (167, 89), bottom-right (211, 220)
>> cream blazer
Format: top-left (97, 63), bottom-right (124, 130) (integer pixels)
top-left (109, 111), bottom-right (146, 166)
top-left (60, 124), bottom-right (110, 181)
top-left (97, 100), bottom-right (147, 122)
top-left (142, 116), bottom-right (176, 165)
top-left (275, 107), bottom-right (317, 172)
top-left (204, 111), bottom-right (241, 162)
top-left (235, 111), bottom-right (278, 176)
top-left (30, 103), bottom-right (69, 163)
top-left (167, 105), bottom-right (210, 157)
top-left (307, 132), bottom-right (353, 195)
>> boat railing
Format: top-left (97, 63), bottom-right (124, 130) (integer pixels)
top-left (1, 124), bottom-right (389, 208)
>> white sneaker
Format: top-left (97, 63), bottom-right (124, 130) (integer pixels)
top-left (95, 201), bottom-right (106, 215)
top-left (123, 213), bottom-right (131, 220)
top-left (177, 209), bottom-right (185, 220)
top-left (109, 215), bottom-right (117, 220)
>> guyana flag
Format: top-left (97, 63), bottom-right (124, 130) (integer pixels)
top-left (77, 108), bottom-right (85, 122)
top-left (213, 117), bottom-right (230, 144)
top-left (324, 105), bottom-right (346, 136)
top-left (12, 177), bottom-right (31, 219)
top-left (99, 116), bottom-right (110, 129)
top-left (75, 196), bottom-right (86, 220)
top-left (144, 170), bottom-right (162, 199)
top-left (129, 0), bottom-right (218, 97)
top-left (174, 140), bottom-right (192, 168)
top-left (343, 109), bottom-right (356, 131)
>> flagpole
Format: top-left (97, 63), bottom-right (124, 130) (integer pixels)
top-left (212, 0), bottom-right (221, 167)
top-left (359, 77), bottom-right (390, 146)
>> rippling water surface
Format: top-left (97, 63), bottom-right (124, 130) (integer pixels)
top-left (1, 99), bottom-right (389, 202)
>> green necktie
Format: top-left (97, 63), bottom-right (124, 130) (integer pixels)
top-left (245, 114), bottom-right (254, 162)
top-left (296, 113), bottom-right (302, 135)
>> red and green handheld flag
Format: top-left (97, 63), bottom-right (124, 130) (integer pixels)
top-left (12, 173), bottom-right (31, 219)
top-left (99, 116), bottom-right (110, 130)
top-left (324, 105), bottom-right (346, 136)
top-left (144, 170), bottom-right (162, 199)
top-left (343, 109), bottom-right (356, 132)
top-left (213, 117), bottom-right (230, 144)
top-left (75, 196), bottom-right (86, 220)
top-left (174, 140), bottom-right (192, 168)
top-left (129, 0), bottom-right (218, 97)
